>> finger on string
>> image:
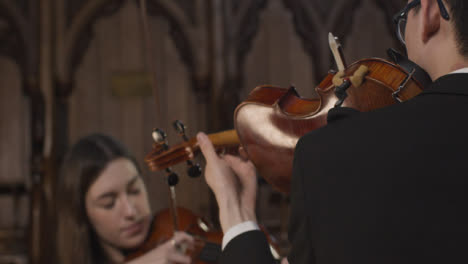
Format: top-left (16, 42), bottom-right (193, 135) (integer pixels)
top-left (223, 155), bottom-right (256, 174)
top-left (197, 132), bottom-right (219, 162)
top-left (222, 154), bottom-right (244, 166)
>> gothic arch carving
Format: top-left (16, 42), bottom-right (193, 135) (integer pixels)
top-left (0, 0), bottom-right (42, 175)
top-left (0, 2), bottom-right (44, 263)
top-left (55, 0), bottom-right (125, 96)
top-left (144, 0), bottom-right (212, 96)
top-left (375, 0), bottom-right (404, 50)
top-left (218, 0), bottom-right (269, 128)
top-left (281, 0), bottom-right (362, 82)
top-left (0, 0), bottom-right (37, 94)
top-left (56, 0), bottom-right (215, 97)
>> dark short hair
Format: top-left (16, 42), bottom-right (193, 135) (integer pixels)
top-left (445, 0), bottom-right (468, 57)
top-left (55, 134), bottom-right (141, 264)
top-left (413, 0), bottom-right (467, 57)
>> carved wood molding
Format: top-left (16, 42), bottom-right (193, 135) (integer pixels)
top-left (282, 0), bottom-right (406, 81)
top-left (0, 0), bottom-right (42, 175)
top-left (0, 0), bottom-right (38, 95)
top-left (218, 0), bottom-right (268, 128)
top-left (281, 0), bottom-right (362, 82)
top-left (374, 0), bottom-right (404, 50)
top-left (223, 0), bottom-right (268, 74)
top-left (0, 2), bottom-right (44, 264)
top-left (144, 0), bottom-right (212, 97)
top-left (55, 0), bottom-right (125, 97)
top-left (57, 0), bottom-right (213, 99)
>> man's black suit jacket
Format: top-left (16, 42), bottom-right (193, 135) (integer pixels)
top-left (220, 73), bottom-right (468, 264)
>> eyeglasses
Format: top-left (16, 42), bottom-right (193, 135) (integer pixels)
top-left (393, 0), bottom-right (450, 45)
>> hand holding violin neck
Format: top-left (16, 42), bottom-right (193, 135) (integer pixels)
top-left (197, 132), bottom-right (257, 233)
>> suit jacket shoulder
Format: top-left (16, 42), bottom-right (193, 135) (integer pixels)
top-left (289, 73), bottom-right (468, 263)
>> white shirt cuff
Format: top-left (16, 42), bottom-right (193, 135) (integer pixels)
top-left (450, 67), bottom-right (468, 74)
top-left (221, 221), bottom-right (260, 250)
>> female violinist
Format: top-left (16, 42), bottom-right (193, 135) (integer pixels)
top-left (55, 133), bottom-right (194, 264)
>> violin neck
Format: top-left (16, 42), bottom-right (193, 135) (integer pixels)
top-left (187, 129), bottom-right (239, 153)
top-left (205, 129), bottom-right (240, 149)
top-left (144, 130), bottom-right (240, 173)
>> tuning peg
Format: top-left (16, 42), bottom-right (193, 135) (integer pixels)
top-left (167, 172), bottom-right (179, 186)
top-left (152, 128), bottom-right (169, 150)
top-left (152, 128), bottom-right (167, 142)
top-left (173, 120), bottom-right (189, 141)
top-left (187, 160), bottom-right (202, 178)
top-left (172, 120), bottom-right (203, 178)
top-left (165, 168), bottom-right (179, 186)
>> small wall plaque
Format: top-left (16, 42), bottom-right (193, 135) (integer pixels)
top-left (110, 71), bottom-right (152, 97)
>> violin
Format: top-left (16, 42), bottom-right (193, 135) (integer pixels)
top-left (234, 52), bottom-right (431, 193)
top-left (125, 207), bottom-right (280, 263)
top-left (144, 48), bottom-right (431, 193)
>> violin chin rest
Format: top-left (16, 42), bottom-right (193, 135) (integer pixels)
top-left (387, 48), bottom-right (432, 88)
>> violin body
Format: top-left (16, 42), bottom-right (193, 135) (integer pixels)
top-left (234, 58), bottom-right (424, 193)
top-left (125, 207), bottom-right (223, 263)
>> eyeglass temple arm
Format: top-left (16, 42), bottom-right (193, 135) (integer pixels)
top-left (437, 0), bottom-right (450, 20)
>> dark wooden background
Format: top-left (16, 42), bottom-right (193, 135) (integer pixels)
top-left (0, 0), bottom-right (404, 263)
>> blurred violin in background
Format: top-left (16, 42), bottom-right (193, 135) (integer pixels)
top-left (125, 207), bottom-right (222, 263)
top-left (125, 207), bottom-right (281, 263)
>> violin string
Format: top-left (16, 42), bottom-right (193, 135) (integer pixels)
top-left (169, 186), bottom-right (180, 232)
top-left (138, 0), bottom-right (179, 235)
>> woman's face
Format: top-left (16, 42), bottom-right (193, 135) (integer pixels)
top-left (85, 158), bottom-right (151, 250)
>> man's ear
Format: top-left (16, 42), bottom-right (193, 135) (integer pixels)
top-left (420, 0), bottom-right (441, 43)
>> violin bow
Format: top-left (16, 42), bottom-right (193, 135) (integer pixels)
top-left (138, 0), bottom-right (181, 234)
top-left (328, 32), bottom-right (347, 71)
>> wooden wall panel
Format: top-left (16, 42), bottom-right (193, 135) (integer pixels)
top-left (344, 0), bottom-right (396, 63)
top-left (288, 28), bottom-right (317, 98)
top-left (0, 57), bottom-right (29, 228)
top-left (95, 8), bottom-right (124, 142)
top-left (69, 42), bottom-right (101, 139)
top-left (244, 0), bottom-right (316, 101)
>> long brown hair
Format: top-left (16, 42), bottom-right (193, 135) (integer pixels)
top-left (55, 134), bottom-right (141, 264)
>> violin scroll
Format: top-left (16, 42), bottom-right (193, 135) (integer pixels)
top-left (145, 127), bottom-right (240, 175)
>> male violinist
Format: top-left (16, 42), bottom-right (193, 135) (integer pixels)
top-left (197, 0), bottom-right (468, 263)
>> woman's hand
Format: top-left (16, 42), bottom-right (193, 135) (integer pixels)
top-left (197, 132), bottom-right (258, 232)
top-left (127, 232), bottom-right (194, 264)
